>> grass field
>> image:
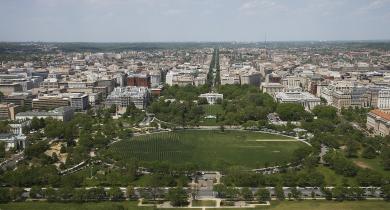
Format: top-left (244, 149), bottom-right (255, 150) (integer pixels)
top-left (1, 201), bottom-right (389, 210)
top-left (108, 130), bottom-right (306, 169)
top-left (352, 157), bottom-right (390, 176)
top-left (259, 201), bottom-right (390, 210)
top-left (316, 166), bottom-right (357, 186)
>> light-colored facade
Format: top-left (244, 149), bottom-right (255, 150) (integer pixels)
top-left (261, 82), bottom-right (285, 95)
top-left (199, 93), bottom-right (223, 105)
top-left (367, 109), bottom-right (390, 136)
top-left (15, 106), bottom-right (75, 122)
top-left (105, 86), bottom-right (149, 109)
top-left (274, 91), bottom-right (320, 111)
top-left (0, 133), bottom-right (26, 151)
top-left (378, 89), bottom-right (390, 110)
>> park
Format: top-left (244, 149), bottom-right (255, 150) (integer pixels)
top-left (107, 130), bottom-right (307, 170)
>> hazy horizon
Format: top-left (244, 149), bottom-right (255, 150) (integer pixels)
top-left (1, 0), bottom-right (390, 42)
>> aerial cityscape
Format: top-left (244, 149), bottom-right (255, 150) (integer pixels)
top-left (0, 0), bottom-right (390, 210)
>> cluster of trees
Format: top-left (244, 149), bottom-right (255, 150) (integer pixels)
top-left (215, 85), bottom-right (276, 125)
top-left (0, 142), bottom-right (5, 158)
top-left (222, 169), bottom-right (325, 188)
top-left (0, 186), bottom-right (134, 203)
top-left (276, 103), bottom-right (312, 121)
top-left (214, 184), bottom-right (271, 202)
top-left (151, 84), bottom-right (278, 127)
top-left (341, 106), bottom-right (370, 126)
top-left (148, 99), bottom-right (204, 127)
top-left (167, 187), bottom-right (188, 206)
top-left (0, 106), bottom-right (139, 188)
top-left (323, 151), bottom-right (358, 177)
top-left (0, 165), bottom-right (82, 187)
top-left (0, 120), bottom-right (10, 133)
top-left (122, 102), bottom-right (145, 124)
top-left (161, 84), bottom-right (209, 101)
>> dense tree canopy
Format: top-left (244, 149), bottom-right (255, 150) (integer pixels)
top-left (276, 103), bottom-right (311, 121)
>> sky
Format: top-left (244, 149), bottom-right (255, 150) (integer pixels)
top-left (0, 0), bottom-right (390, 42)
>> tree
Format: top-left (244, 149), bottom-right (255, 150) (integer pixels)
top-left (167, 187), bottom-right (188, 206)
top-left (73, 189), bottom-right (87, 202)
top-left (198, 97), bottom-right (208, 105)
top-left (312, 105), bottom-right (338, 121)
top-left (44, 118), bottom-right (64, 138)
top-left (0, 121), bottom-right (10, 133)
top-left (10, 187), bottom-right (24, 201)
top-left (25, 141), bottom-right (49, 159)
top-left (276, 103), bottom-right (310, 121)
top-left (356, 169), bottom-right (383, 186)
top-left (213, 184), bottom-right (227, 198)
top-left (0, 91), bottom-right (4, 102)
top-left (332, 185), bottom-right (346, 201)
top-left (291, 147), bottom-right (312, 163)
top-left (58, 187), bottom-right (73, 201)
top-left (240, 187), bottom-right (253, 200)
top-left (345, 140), bottom-right (359, 158)
top-left (323, 151), bottom-right (358, 177)
top-left (275, 185), bottom-right (285, 201)
top-left (383, 184), bottom-right (390, 201)
top-left (29, 186), bottom-right (43, 199)
top-left (31, 117), bottom-right (45, 130)
top-left (380, 146), bottom-right (390, 170)
top-left (109, 104), bottom-right (117, 114)
top-left (60, 145), bottom-right (67, 153)
top-left (290, 187), bottom-right (301, 200)
top-left (127, 185), bottom-right (135, 199)
top-left (108, 187), bottom-right (123, 201)
top-left (256, 188), bottom-right (270, 202)
top-left (45, 187), bottom-right (58, 202)
top-left (361, 146), bottom-right (377, 159)
top-left (311, 191), bottom-right (316, 200)
top-left (0, 142), bottom-right (5, 158)
top-left (0, 188), bottom-right (11, 203)
top-left (321, 187), bottom-right (332, 200)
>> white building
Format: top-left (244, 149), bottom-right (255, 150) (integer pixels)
top-left (150, 71), bottom-right (161, 88)
top-left (261, 82), bottom-right (284, 95)
top-left (282, 76), bottom-right (306, 90)
top-left (199, 93), bottom-right (223, 105)
top-left (0, 133), bottom-right (26, 151)
top-left (105, 86), bottom-right (149, 109)
top-left (378, 89), bottom-right (390, 110)
top-left (274, 91), bottom-right (320, 111)
top-left (15, 106), bottom-right (75, 122)
top-left (367, 109), bottom-right (390, 136)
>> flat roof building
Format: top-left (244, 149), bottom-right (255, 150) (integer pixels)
top-left (367, 109), bottom-right (390, 136)
top-left (16, 106), bottom-right (75, 122)
top-left (274, 91), bottom-right (320, 111)
top-left (106, 86), bottom-right (149, 110)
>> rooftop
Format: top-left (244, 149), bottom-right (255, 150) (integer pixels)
top-left (370, 109), bottom-right (390, 121)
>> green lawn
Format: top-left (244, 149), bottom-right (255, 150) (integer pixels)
top-left (351, 157), bottom-right (390, 176)
top-left (202, 104), bottom-right (224, 115)
top-left (316, 166), bottom-right (357, 186)
top-left (261, 201), bottom-right (390, 210)
top-left (107, 130), bottom-right (306, 169)
top-left (2, 201), bottom-right (389, 210)
top-left (192, 200), bottom-right (216, 207)
top-left (208, 201), bottom-right (390, 210)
